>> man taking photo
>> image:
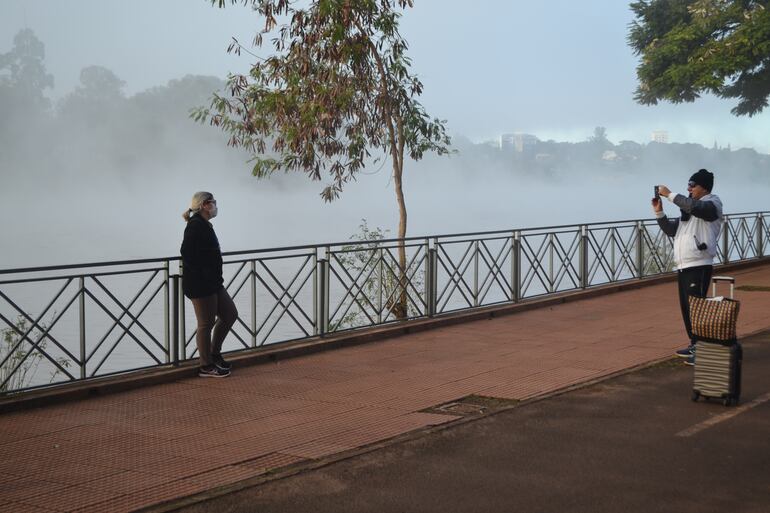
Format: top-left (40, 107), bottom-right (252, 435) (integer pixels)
top-left (653, 169), bottom-right (723, 366)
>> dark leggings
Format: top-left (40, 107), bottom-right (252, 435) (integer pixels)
top-left (190, 287), bottom-right (238, 366)
top-left (677, 265), bottom-right (712, 346)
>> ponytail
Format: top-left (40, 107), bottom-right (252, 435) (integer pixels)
top-left (182, 191), bottom-right (213, 223)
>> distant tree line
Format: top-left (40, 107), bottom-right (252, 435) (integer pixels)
top-left (2, 28), bottom-right (768, 189)
top-left (0, 29), bottom-right (245, 185)
top-left (451, 128), bottom-right (770, 183)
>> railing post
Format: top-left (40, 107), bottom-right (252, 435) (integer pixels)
top-left (427, 246), bottom-right (437, 317)
top-left (313, 249), bottom-right (319, 335)
top-left (250, 260), bottom-right (257, 347)
top-left (378, 247), bottom-right (384, 324)
top-left (512, 231), bottom-right (521, 302)
top-left (179, 261), bottom-right (186, 360)
top-left (317, 258), bottom-right (329, 336)
top-left (79, 276), bottom-right (86, 380)
top-left (163, 261), bottom-right (170, 364)
top-left (172, 274), bottom-right (179, 366)
top-left (580, 225), bottom-right (588, 289)
top-left (473, 240), bottom-right (479, 307)
top-left (610, 229), bottom-right (616, 281)
top-left (757, 213), bottom-right (764, 258)
top-left (636, 221), bottom-right (644, 279)
top-left (722, 216), bottom-right (730, 264)
top-left (549, 233), bottom-right (554, 293)
top-left (423, 240), bottom-right (430, 317)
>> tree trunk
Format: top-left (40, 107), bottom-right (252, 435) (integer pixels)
top-left (392, 157), bottom-right (408, 319)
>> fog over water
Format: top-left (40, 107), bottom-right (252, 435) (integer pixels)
top-left (3, 1), bottom-right (770, 269)
top-left (7, 133), bottom-right (769, 269)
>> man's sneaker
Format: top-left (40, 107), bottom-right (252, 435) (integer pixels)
top-left (199, 365), bottom-right (230, 378)
top-left (684, 355), bottom-right (695, 367)
top-left (213, 354), bottom-right (232, 371)
top-left (676, 345), bottom-right (696, 358)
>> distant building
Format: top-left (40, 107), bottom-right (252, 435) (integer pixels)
top-left (602, 150), bottom-right (619, 161)
top-left (498, 133), bottom-right (515, 150)
top-left (499, 132), bottom-right (538, 152)
top-left (651, 130), bottom-right (669, 143)
top-left (513, 133), bottom-right (538, 153)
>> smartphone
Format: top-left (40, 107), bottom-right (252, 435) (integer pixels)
top-left (654, 185), bottom-right (660, 200)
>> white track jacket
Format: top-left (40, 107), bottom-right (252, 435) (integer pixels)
top-left (656, 192), bottom-right (723, 270)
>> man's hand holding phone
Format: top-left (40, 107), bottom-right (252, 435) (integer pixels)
top-left (652, 184), bottom-right (663, 213)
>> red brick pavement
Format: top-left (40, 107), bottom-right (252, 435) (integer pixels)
top-left (1, 266), bottom-right (769, 512)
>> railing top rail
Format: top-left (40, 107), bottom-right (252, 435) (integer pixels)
top-left (0, 257), bottom-right (174, 277)
top-left (2, 210), bottom-right (768, 276)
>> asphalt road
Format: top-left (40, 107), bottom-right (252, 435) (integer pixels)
top-left (175, 331), bottom-right (770, 513)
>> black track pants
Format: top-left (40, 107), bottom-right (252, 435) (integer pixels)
top-left (677, 265), bottom-right (712, 346)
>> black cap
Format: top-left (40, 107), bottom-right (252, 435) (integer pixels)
top-left (689, 168), bottom-right (714, 192)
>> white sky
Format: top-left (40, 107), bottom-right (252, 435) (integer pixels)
top-left (2, 0), bottom-right (770, 152)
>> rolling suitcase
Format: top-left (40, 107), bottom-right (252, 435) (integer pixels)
top-left (691, 276), bottom-right (742, 406)
top-left (691, 341), bottom-right (742, 406)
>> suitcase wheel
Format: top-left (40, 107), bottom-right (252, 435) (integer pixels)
top-left (691, 390), bottom-right (700, 402)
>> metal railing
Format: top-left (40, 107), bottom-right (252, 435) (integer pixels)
top-left (1, 211), bottom-right (768, 395)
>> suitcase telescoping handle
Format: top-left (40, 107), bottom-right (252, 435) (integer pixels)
top-left (712, 276), bottom-right (735, 299)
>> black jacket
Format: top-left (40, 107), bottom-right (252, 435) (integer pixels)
top-left (180, 214), bottom-right (223, 298)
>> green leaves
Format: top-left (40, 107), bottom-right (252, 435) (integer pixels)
top-left (196, 0), bottom-right (451, 201)
top-left (629, 0), bottom-right (770, 116)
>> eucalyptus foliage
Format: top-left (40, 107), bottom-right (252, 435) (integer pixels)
top-left (629, 0), bottom-right (770, 116)
top-left (194, 0), bottom-right (450, 202)
top-left (194, 0), bottom-right (451, 317)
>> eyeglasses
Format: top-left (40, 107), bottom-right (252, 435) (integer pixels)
top-left (205, 199), bottom-right (217, 205)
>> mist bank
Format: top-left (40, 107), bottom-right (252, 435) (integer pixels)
top-left (6, 138), bottom-right (768, 270)
top-left (3, 30), bottom-right (769, 269)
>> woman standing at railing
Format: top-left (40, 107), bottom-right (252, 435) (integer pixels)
top-left (181, 191), bottom-right (237, 378)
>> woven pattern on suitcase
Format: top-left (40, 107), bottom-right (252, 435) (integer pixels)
top-left (693, 342), bottom-right (733, 397)
top-left (688, 295), bottom-right (740, 343)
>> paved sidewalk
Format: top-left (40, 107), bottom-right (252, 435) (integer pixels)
top-left (1, 266), bottom-right (770, 512)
